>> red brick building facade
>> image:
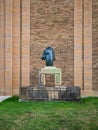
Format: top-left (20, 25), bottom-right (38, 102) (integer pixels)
top-left (0, 0), bottom-right (98, 97)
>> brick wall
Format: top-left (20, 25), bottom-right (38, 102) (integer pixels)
top-left (92, 0), bottom-right (98, 91)
top-left (30, 0), bottom-right (74, 87)
top-left (0, 0), bottom-right (98, 96)
top-left (0, 0), bottom-right (30, 96)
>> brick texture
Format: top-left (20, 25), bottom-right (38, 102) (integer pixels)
top-left (21, 0), bottom-right (30, 87)
top-left (12, 0), bottom-right (20, 95)
top-left (0, 0), bottom-right (5, 95)
top-left (0, 0), bottom-right (97, 96)
top-left (84, 0), bottom-right (92, 90)
top-left (92, 0), bottom-right (98, 91)
top-left (30, 0), bottom-right (74, 87)
top-left (74, 0), bottom-right (83, 89)
top-left (5, 0), bottom-right (12, 95)
top-left (45, 74), bottom-right (55, 87)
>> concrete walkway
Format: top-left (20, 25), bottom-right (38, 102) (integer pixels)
top-left (0, 96), bottom-right (11, 102)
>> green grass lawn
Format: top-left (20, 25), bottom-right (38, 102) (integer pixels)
top-left (0, 97), bottom-right (98, 130)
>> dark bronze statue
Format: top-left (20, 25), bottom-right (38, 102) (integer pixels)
top-left (41, 47), bottom-right (55, 66)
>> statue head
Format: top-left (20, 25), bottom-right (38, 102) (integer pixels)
top-left (41, 47), bottom-right (55, 66)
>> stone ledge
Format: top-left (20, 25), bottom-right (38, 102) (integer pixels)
top-left (19, 86), bottom-right (81, 101)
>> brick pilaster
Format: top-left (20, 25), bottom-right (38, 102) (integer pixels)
top-left (0, 0), bottom-right (5, 95)
top-left (5, 0), bottom-right (12, 95)
top-left (21, 0), bottom-right (30, 86)
top-left (84, 0), bottom-right (92, 90)
top-left (12, 0), bottom-right (20, 95)
top-left (74, 0), bottom-right (83, 88)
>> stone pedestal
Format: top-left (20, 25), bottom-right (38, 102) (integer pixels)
top-left (39, 66), bottom-right (62, 86)
top-left (19, 86), bottom-right (81, 101)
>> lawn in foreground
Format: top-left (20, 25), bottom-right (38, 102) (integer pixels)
top-left (0, 97), bottom-right (98, 130)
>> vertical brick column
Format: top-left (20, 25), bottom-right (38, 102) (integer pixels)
top-left (74, 0), bottom-right (83, 88)
top-left (5, 0), bottom-right (12, 95)
top-left (0, 0), bottom-right (1, 95)
top-left (84, 0), bottom-right (92, 91)
top-left (21, 0), bottom-right (30, 86)
top-left (0, 0), bottom-right (5, 95)
top-left (12, 0), bottom-right (20, 95)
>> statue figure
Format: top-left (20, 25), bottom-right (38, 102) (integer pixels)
top-left (41, 47), bottom-right (55, 66)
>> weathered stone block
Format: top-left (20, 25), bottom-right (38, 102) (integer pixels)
top-left (19, 86), bottom-right (81, 101)
top-left (60, 86), bottom-right (81, 101)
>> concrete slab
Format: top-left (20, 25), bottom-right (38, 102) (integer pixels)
top-left (0, 96), bottom-right (11, 102)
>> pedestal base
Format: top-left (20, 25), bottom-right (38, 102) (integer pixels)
top-left (39, 66), bottom-right (62, 86)
top-left (19, 86), bottom-right (81, 101)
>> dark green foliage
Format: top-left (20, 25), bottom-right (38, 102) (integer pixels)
top-left (0, 96), bottom-right (98, 130)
